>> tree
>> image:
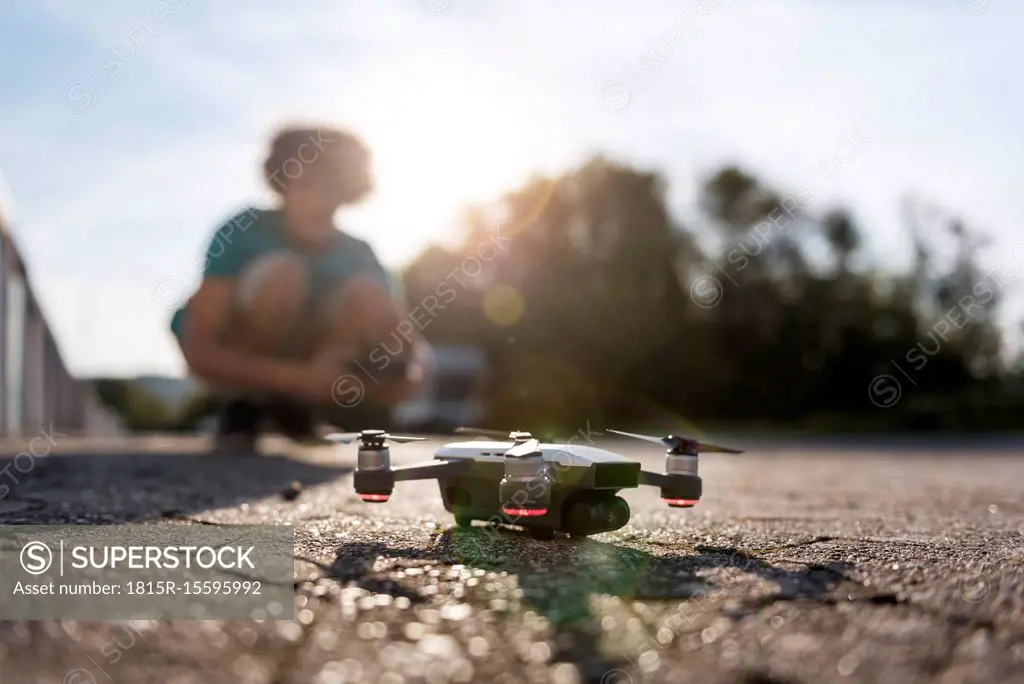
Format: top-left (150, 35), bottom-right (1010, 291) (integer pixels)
top-left (400, 155), bottom-right (1017, 432)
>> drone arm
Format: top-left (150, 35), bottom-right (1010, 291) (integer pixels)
top-left (639, 469), bottom-right (702, 506)
top-left (391, 459), bottom-right (467, 482)
top-left (639, 470), bottom-right (670, 488)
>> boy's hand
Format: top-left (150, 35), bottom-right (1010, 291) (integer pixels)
top-left (369, 346), bottom-right (423, 406)
top-left (298, 346), bottom-right (358, 404)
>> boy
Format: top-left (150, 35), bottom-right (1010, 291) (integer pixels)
top-left (170, 124), bottom-right (422, 452)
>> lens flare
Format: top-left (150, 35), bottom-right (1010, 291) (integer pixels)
top-left (484, 286), bottom-right (525, 326)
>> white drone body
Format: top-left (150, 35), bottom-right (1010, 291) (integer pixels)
top-left (433, 439), bottom-right (638, 466)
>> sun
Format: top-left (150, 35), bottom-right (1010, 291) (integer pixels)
top-left (339, 57), bottom-right (546, 265)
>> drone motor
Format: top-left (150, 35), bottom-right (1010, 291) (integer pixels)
top-left (356, 430), bottom-right (392, 502)
top-left (607, 428), bottom-right (743, 508)
top-left (325, 430), bottom-right (427, 503)
top-left (498, 437), bottom-right (553, 518)
top-left (659, 438), bottom-right (699, 507)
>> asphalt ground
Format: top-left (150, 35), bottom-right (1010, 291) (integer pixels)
top-left (0, 434), bottom-right (1021, 684)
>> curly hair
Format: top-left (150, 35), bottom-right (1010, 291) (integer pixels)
top-left (262, 124), bottom-right (373, 205)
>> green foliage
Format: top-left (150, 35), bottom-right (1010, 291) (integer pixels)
top-left (402, 157), bottom-right (1019, 433)
top-left (170, 389), bottom-right (220, 432)
top-left (92, 378), bottom-right (176, 432)
top-left (90, 380), bottom-right (224, 433)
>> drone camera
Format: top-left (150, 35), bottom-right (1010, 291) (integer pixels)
top-left (565, 494), bottom-right (631, 535)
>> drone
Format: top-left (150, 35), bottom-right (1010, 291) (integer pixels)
top-left (324, 427), bottom-right (744, 540)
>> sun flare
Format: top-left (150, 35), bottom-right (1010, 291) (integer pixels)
top-left (340, 59), bottom-right (547, 265)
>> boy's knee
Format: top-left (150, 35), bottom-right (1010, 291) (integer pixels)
top-left (318, 276), bottom-right (398, 347)
top-left (334, 276), bottom-right (389, 303)
top-left (236, 251), bottom-right (309, 312)
top-left (325, 277), bottom-right (393, 319)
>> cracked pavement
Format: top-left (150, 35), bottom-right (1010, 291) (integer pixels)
top-left (0, 435), bottom-right (1021, 683)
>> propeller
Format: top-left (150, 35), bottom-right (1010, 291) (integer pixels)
top-left (606, 429), bottom-right (743, 454)
top-left (503, 438), bottom-right (542, 459)
top-left (328, 430), bottom-right (426, 503)
top-left (454, 428), bottom-right (542, 457)
top-left (325, 429), bottom-right (428, 447)
top-left (454, 426), bottom-right (535, 442)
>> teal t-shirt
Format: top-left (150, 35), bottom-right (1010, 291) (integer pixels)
top-left (170, 206), bottom-right (397, 338)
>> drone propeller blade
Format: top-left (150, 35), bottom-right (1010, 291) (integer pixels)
top-left (324, 432), bottom-right (361, 444)
top-left (607, 428), bottom-right (743, 454)
top-left (606, 429), bottom-right (670, 447)
top-left (696, 442), bottom-right (744, 454)
top-left (454, 426), bottom-right (515, 439)
top-left (384, 435), bottom-right (428, 443)
top-left (324, 432), bottom-right (427, 446)
top-left (504, 438), bottom-right (541, 458)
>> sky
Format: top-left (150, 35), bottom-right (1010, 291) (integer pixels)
top-left (0, 0), bottom-right (1021, 377)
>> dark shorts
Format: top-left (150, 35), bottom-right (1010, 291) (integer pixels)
top-left (219, 392), bottom-right (393, 436)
